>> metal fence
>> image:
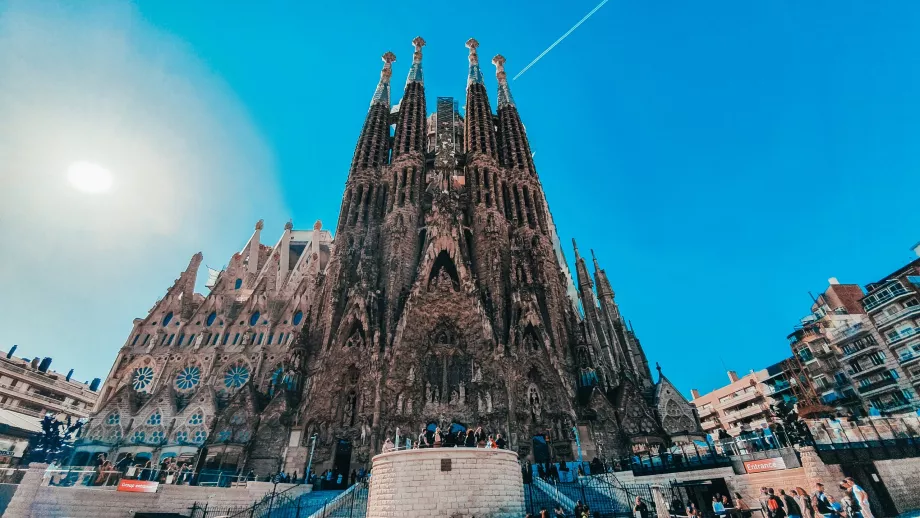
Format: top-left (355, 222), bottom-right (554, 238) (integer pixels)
top-left (524, 475), bottom-right (659, 518)
top-left (189, 482), bottom-right (367, 518)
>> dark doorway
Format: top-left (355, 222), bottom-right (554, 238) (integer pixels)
top-left (333, 439), bottom-right (353, 488)
top-left (533, 435), bottom-right (551, 464)
top-left (842, 463), bottom-right (898, 517)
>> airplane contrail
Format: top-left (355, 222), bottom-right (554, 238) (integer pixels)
top-left (513, 0), bottom-right (610, 81)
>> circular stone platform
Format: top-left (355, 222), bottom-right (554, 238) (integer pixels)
top-left (367, 447), bottom-right (525, 518)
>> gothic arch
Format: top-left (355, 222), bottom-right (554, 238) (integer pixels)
top-left (427, 250), bottom-right (460, 291)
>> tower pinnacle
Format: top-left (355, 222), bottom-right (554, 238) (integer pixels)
top-left (492, 54), bottom-right (515, 108)
top-left (371, 51), bottom-right (396, 106)
top-left (466, 38), bottom-right (484, 86)
top-left (407, 37), bottom-right (425, 85)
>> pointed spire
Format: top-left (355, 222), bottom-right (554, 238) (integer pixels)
top-left (492, 54), bottom-right (515, 108)
top-left (466, 38), bottom-right (484, 87)
top-left (572, 238), bottom-right (581, 261)
top-left (371, 51), bottom-right (396, 107)
top-left (573, 239), bottom-right (592, 289)
top-left (591, 249), bottom-right (615, 300)
top-left (406, 37), bottom-right (425, 85)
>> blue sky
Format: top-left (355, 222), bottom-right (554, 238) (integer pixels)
top-left (1, 0), bottom-right (919, 397)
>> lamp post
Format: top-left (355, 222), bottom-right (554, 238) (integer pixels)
top-left (305, 434), bottom-right (317, 485)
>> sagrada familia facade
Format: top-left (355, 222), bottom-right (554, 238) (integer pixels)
top-left (77, 38), bottom-right (703, 477)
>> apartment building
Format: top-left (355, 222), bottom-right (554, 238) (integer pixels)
top-left (0, 346), bottom-right (100, 420)
top-left (690, 370), bottom-right (774, 439)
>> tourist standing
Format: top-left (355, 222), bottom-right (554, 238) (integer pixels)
top-left (713, 495), bottom-right (727, 516)
top-left (760, 488), bottom-right (772, 516)
top-left (496, 433), bottom-right (507, 449)
top-left (734, 492), bottom-right (753, 518)
top-left (844, 478), bottom-right (872, 518)
top-left (767, 488), bottom-right (786, 518)
top-left (635, 496), bottom-right (650, 518)
top-left (813, 483), bottom-right (837, 518)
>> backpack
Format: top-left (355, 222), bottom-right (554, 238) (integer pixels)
top-left (768, 499), bottom-right (780, 512)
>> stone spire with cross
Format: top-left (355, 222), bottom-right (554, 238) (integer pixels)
top-left (406, 36), bottom-right (425, 85)
top-left (371, 51), bottom-right (396, 107)
top-left (466, 38), bottom-right (484, 86)
top-left (492, 54), bottom-right (515, 108)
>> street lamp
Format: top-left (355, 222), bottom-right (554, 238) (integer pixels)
top-left (305, 434), bottom-right (317, 485)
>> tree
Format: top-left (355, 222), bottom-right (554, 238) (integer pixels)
top-left (24, 414), bottom-right (86, 464)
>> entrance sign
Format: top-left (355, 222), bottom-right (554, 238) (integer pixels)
top-left (117, 479), bottom-right (159, 493)
top-left (743, 457), bottom-right (786, 473)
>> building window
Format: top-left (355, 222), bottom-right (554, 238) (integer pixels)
top-left (293, 311), bottom-right (304, 326)
top-left (131, 431), bottom-right (146, 444)
top-left (206, 312), bottom-right (217, 326)
top-left (249, 312), bottom-right (261, 326)
top-left (222, 333), bottom-right (229, 345)
top-left (849, 360), bottom-right (863, 373)
top-left (149, 430), bottom-right (164, 444)
top-left (131, 335), bottom-right (140, 346)
top-left (146, 412), bottom-right (162, 425)
top-left (163, 312), bottom-right (173, 327)
top-left (224, 365), bottom-right (250, 389)
top-left (175, 366), bottom-right (202, 390)
top-left (131, 366), bottom-right (155, 391)
top-left (188, 334), bottom-right (196, 346)
top-left (188, 412), bottom-right (204, 425)
top-left (869, 351), bottom-right (886, 366)
top-left (903, 388), bottom-right (916, 401)
top-left (217, 430), bottom-right (232, 442)
top-left (267, 334), bottom-right (273, 345)
top-left (889, 369), bottom-right (900, 380)
top-left (257, 333), bottom-right (264, 345)
top-left (106, 412), bottom-right (120, 425)
top-left (176, 430), bottom-right (188, 443)
top-left (798, 348), bottom-right (814, 362)
top-left (234, 278), bottom-right (242, 290)
top-left (233, 333), bottom-right (240, 345)
top-left (166, 334), bottom-right (175, 346)
top-left (193, 430), bottom-right (207, 443)
top-left (143, 334), bottom-right (150, 345)
top-left (859, 379), bottom-right (871, 388)
top-left (177, 334), bottom-right (185, 347)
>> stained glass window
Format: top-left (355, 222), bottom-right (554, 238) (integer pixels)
top-left (236, 430), bottom-right (252, 442)
top-left (188, 412), bottom-right (204, 425)
top-left (249, 311), bottom-right (261, 326)
top-left (175, 366), bottom-right (201, 390)
top-left (224, 365), bottom-right (250, 389)
top-left (132, 431), bottom-right (146, 444)
top-left (107, 412), bottom-right (120, 425)
top-left (293, 311), bottom-right (304, 326)
top-left (193, 430), bottom-right (207, 443)
top-left (176, 430), bottom-right (188, 443)
top-left (218, 430), bottom-right (232, 442)
top-left (131, 366), bottom-right (155, 391)
top-left (110, 429), bottom-right (122, 441)
top-left (163, 312), bottom-right (173, 326)
top-left (146, 412), bottom-right (162, 425)
top-left (149, 430), bottom-right (165, 443)
top-left (206, 312), bottom-right (217, 326)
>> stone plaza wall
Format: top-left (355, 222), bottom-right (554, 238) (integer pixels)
top-left (4, 463), bottom-right (307, 518)
top-left (367, 448), bottom-right (525, 518)
top-left (874, 458), bottom-right (920, 514)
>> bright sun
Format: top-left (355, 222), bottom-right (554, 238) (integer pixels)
top-left (67, 161), bottom-right (113, 193)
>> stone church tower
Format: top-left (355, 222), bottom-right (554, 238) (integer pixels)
top-left (79, 38), bottom-right (703, 478)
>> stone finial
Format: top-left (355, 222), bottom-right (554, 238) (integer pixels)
top-left (284, 219), bottom-right (293, 231)
top-left (412, 36), bottom-right (426, 62)
top-left (572, 238), bottom-right (580, 259)
top-left (313, 220), bottom-right (323, 231)
top-left (492, 54), bottom-right (507, 82)
top-left (466, 38), bottom-right (480, 65)
top-left (255, 219), bottom-right (264, 231)
top-left (380, 51), bottom-right (396, 82)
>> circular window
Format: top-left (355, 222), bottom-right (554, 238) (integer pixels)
top-left (249, 312), bottom-right (261, 326)
top-left (292, 311), bottom-right (304, 326)
top-left (193, 430), bottom-right (207, 443)
top-left (176, 430), bottom-right (188, 443)
top-left (107, 412), bottom-right (120, 425)
top-left (224, 365), bottom-right (250, 389)
top-left (146, 412), bottom-right (162, 425)
top-left (206, 312), bottom-right (217, 326)
top-left (131, 366), bottom-right (155, 391)
top-left (132, 431), bottom-right (146, 444)
top-left (188, 412), bottom-right (204, 425)
top-left (162, 312), bottom-right (173, 327)
top-left (176, 366), bottom-right (201, 391)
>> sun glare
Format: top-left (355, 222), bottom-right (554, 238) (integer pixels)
top-left (67, 161), bottom-right (113, 193)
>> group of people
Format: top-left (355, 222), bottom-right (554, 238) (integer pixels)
top-left (115, 453), bottom-right (195, 485)
top-left (310, 467), bottom-right (368, 489)
top-left (526, 497), bottom-right (649, 518)
top-left (674, 479), bottom-right (874, 518)
top-left (753, 480), bottom-right (874, 518)
top-left (381, 425), bottom-right (508, 451)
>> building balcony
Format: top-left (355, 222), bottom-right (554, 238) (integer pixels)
top-left (848, 362), bottom-right (888, 378)
top-left (857, 377), bottom-right (899, 395)
top-left (701, 419), bottom-right (721, 431)
top-left (0, 383), bottom-right (89, 417)
top-left (887, 328), bottom-right (918, 346)
top-left (832, 323), bottom-right (870, 342)
top-left (726, 405), bottom-right (768, 420)
top-left (718, 391), bottom-right (762, 410)
top-left (864, 285), bottom-right (912, 313)
top-left (768, 380), bottom-right (793, 394)
top-left (697, 406), bottom-right (714, 418)
top-left (875, 305), bottom-right (920, 329)
top-left (899, 351), bottom-right (920, 366)
top-left (877, 400), bottom-right (916, 413)
top-left (0, 360), bottom-right (97, 404)
top-left (840, 343), bottom-right (875, 360)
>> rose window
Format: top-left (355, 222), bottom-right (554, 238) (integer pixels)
top-left (193, 430), bottom-right (207, 443)
top-left (146, 412), bottom-right (162, 425)
top-left (188, 413), bottom-right (204, 425)
top-left (131, 366), bottom-right (155, 391)
top-left (176, 431), bottom-right (188, 443)
top-left (106, 412), bottom-right (120, 425)
top-left (224, 365), bottom-right (250, 389)
top-left (132, 431), bottom-right (146, 444)
top-left (175, 366), bottom-right (201, 390)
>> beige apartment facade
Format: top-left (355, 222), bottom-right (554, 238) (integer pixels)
top-left (690, 370), bottom-right (774, 441)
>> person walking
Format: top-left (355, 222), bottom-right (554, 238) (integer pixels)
top-left (767, 488), bottom-right (786, 518)
top-left (793, 489), bottom-right (814, 518)
top-left (781, 489), bottom-right (802, 518)
top-left (844, 478), bottom-right (872, 518)
top-left (760, 488), bottom-right (773, 517)
top-left (813, 483), bottom-right (837, 518)
top-left (734, 492), bottom-right (753, 518)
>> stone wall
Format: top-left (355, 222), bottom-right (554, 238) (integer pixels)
top-left (874, 458), bottom-right (920, 514)
top-left (367, 448), bottom-right (524, 518)
top-left (4, 464), bottom-right (307, 518)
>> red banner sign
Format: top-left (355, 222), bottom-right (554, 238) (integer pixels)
top-left (743, 457), bottom-right (787, 474)
top-left (117, 479), bottom-right (160, 493)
